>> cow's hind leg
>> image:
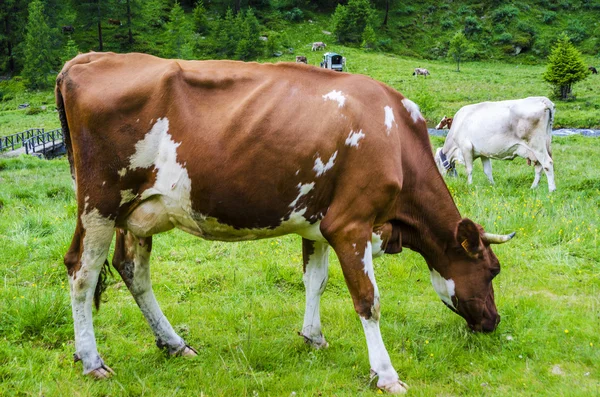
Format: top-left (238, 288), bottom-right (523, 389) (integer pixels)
top-left (322, 222), bottom-right (408, 394)
top-left (65, 210), bottom-right (115, 378)
top-left (481, 157), bottom-right (494, 184)
top-left (300, 238), bottom-right (330, 348)
top-left (531, 162), bottom-right (543, 189)
top-left (112, 229), bottom-right (197, 357)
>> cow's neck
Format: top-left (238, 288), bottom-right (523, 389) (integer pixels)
top-left (396, 175), bottom-right (461, 267)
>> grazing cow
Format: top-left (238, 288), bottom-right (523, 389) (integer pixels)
top-left (435, 115), bottom-right (453, 130)
top-left (296, 55), bottom-right (308, 64)
top-left (412, 68), bottom-right (430, 77)
top-left (56, 52), bottom-right (514, 393)
top-left (589, 66), bottom-right (598, 74)
top-left (311, 41), bottom-right (326, 51)
top-left (434, 97), bottom-right (556, 191)
top-left (108, 18), bottom-right (122, 26)
top-left (62, 25), bottom-right (75, 34)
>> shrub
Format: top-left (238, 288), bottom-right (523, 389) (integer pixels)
top-left (464, 16), bottom-right (482, 37)
top-left (541, 10), bottom-right (557, 24)
top-left (566, 21), bottom-right (588, 43)
top-left (543, 33), bottom-right (589, 100)
top-left (496, 32), bottom-right (513, 44)
top-left (332, 0), bottom-right (374, 45)
top-left (25, 106), bottom-right (43, 115)
top-left (491, 5), bottom-right (519, 23)
top-left (283, 7), bottom-right (303, 22)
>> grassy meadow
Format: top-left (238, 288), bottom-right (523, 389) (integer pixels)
top-left (1, 45), bottom-right (600, 136)
top-left (0, 132), bottom-right (599, 396)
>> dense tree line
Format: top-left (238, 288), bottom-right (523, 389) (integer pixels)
top-left (0, 0), bottom-right (596, 97)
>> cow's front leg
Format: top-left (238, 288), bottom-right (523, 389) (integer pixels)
top-left (325, 226), bottom-right (408, 394)
top-left (112, 230), bottom-right (197, 357)
top-left (300, 238), bottom-right (330, 348)
top-left (65, 210), bottom-right (115, 378)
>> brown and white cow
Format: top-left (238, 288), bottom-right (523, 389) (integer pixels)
top-left (56, 52), bottom-right (514, 394)
top-left (435, 115), bottom-right (453, 130)
top-left (412, 68), bottom-right (430, 77)
top-left (434, 97), bottom-right (556, 192)
top-left (311, 41), bottom-right (326, 51)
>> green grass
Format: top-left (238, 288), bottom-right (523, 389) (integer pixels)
top-left (2, 40), bottom-right (600, 139)
top-left (0, 134), bottom-right (598, 396)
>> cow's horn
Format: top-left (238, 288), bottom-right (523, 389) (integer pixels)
top-left (482, 232), bottom-right (516, 244)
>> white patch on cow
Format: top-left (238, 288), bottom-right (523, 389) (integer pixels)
top-left (345, 130), bottom-right (365, 147)
top-left (313, 151), bottom-right (338, 177)
top-left (102, 181), bottom-right (106, 186)
top-left (430, 268), bottom-right (456, 308)
top-left (362, 242), bottom-right (380, 298)
top-left (118, 168), bottom-right (127, 177)
top-left (290, 182), bottom-right (315, 208)
top-left (384, 106), bottom-right (396, 135)
top-left (295, 170), bottom-right (300, 175)
top-left (401, 98), bottom-right (423, 123)
top-left (301, 242), bottom-right (329, 348)
top-left (71, 207), bottom-right (115, 373)
top-left (360, 317), bottom-right (404, 392)
top-left (126, 117), bottom-right (198, 235)
top-left (322, 90), bottom-right (346, 108)
top-left (371, 232), bottom-right (385, 258)
top-left (120, 189), bottom-right (137, 206)
top-left (136, 119), bottom-right (140, 123)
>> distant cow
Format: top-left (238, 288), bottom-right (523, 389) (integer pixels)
top-left (108, 18), bottom-right (122, 26)
top-left (296, 56), bottom-right (308, 64)
top-left (311, 42), bottom-right (326, 51)
top-left (434, 97), bottom-right (556, 191)
top-left (589, 66), bottom-right (598, 74)
top-left (413, 68), bottom-right (430, 77)
top-left (62, 25), bottom-right (75, 34)
top-left (435, 116), bottom-right (453, 130)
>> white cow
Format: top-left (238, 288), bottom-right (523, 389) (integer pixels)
top-left (434, 97), bottom-right (556, 191)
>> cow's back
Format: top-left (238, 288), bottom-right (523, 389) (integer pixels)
top-left (57, 52), bottom-right (418, 239)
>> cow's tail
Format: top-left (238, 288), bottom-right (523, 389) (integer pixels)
top-left (55, 73), bottom-right (75, 180)
top-left (56, 64), bottom-right (113, 311)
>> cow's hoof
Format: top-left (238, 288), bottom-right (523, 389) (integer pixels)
top-left (379, 380), bottom-right (409, 394)
top-left (298, 332), bottom-right (329, 349)
top-left (88, 364), bottom-right (115, 379)
top-left (172, 344), bottom-right (198, 358)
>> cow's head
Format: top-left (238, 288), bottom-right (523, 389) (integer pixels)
top-left (431, 219), bottom-right (514, 333)
top-left (434, 148), bottom-right (457, 177)
top-left (435, 116), bottom-right (453, 130)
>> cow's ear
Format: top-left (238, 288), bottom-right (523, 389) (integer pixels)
top-left (456, 218), bottom-right (482, 258)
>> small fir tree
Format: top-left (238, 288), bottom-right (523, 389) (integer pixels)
top-left (332, 0), bottom-right (374, 45)
top-left (448, 31), bottom-right (471, 72)
top-left (62, 39), bottom-right (79, 64)
top-left (236, 8), bottom-right (262, 60)
top-left (193, 0), bottom-right (209, 35)
top-left (22, 0), bottom-right (53, 89)
top-left (163, 2), bottom-right (194, 59)
top-left (543, 33), bottom-right (588, 100)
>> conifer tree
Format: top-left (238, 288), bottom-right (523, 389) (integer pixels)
top-left (332, 0), bottom-right (374, 45)
top-left (62, 38), bottom-right (80, 63)
top-left (163, 2), bottom-right (194, 59)
top-left (236, 8), bottom-right (262, 60)
top-left (448, 31), bottom-right (471, 72)
top-left (22, 0), bottom-right (53, 89)
top-left (543, 33), bottom-right (588, 100)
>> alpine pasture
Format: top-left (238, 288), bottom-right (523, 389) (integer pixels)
top-left (1, 23), bottom-right (600, 397)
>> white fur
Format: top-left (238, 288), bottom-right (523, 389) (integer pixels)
top-left (371, 232), bottom-right (385, 257)
top-left (362, 241), bottom-right (380, 300)
top-left (322, 90), bottom-right (346, 108)
top-left (301, 242), bottom-right (330, 347)
top-left (401, 98), bottom-right (423, 123)
top-left (120, 189), bottom-right (137, 206)
top-left (118, 168), bottom-right (127, 177)
top-left (384, 106), bottom-right (396, 134)
top-left (430, 268), bottom-right (456, 309)
top-left (313, 151), bottom-right (338, 177)
top-left (290, 182), bottom-right (315, 208)
top-left (70, 207), bottom-right (115, 373)
top-left (345, 130), bottom-right (365, 147)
